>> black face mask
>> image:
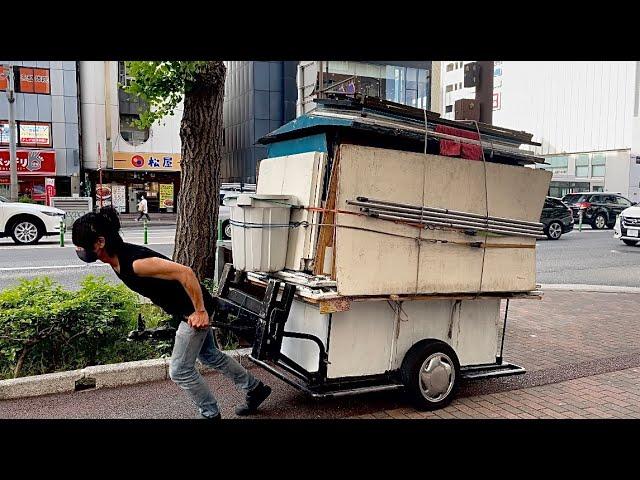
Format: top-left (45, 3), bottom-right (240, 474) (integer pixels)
top-left (76, 248), bottom-right (99, 263)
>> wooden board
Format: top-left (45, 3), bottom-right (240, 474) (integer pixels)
top-left (313, 149), bottom-right (340, 276)
top-left (333, 144), bottom-right (552, 296)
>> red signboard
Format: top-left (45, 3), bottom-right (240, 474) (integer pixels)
top-left (0, 150), bottom-right (56, 176)
top-left (0, 66), bottom-right (7, 91)
top-left (17, 67), bottom-right (50, 94)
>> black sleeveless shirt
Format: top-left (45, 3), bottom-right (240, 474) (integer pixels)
top-left (113, 242), bottom-right (217, 319)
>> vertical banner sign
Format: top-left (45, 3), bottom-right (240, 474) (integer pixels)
top-left (97, 142), bottom-right (103, 208)
top-left (111, 184), bottom-right (126, 213)
top-left (45, 178), bottom-right (56, 206)
top-left (96, 185), bottom-right (112, 206)
top-left (159, 184), bottom-right (174, 209)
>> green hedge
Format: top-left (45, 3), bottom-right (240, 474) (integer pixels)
top-left (0, 276), bottom-right (168, 380)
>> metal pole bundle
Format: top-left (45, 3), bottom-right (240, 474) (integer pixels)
top-left (347, 197), bottom-right (544, 239)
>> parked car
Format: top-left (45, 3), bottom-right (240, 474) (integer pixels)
top-left (540, 196), bottom-right (574, 240)
top-left (613, 203), bottom-right (640, 246)
top-left (0, 195), bottom-right (66, 245)
top-left (218, 183), bottom-right (256, 240)
top-left (561, 192), bottom-right (634, 230)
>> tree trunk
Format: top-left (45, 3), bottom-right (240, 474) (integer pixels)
top-left (174, 61), bottom-right (226, 280)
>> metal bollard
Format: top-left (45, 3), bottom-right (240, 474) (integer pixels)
top-left (60, 219), bottom-right (65, 247)
top-left (578, 210), bottom-right (583, 232)
top-left (144, 219), bottom-right (148, 245)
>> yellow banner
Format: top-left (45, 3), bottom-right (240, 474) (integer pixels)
top-left (159, 184), bottom-right (174, 208)
top-left (113, 152), bottom-right (181, 172)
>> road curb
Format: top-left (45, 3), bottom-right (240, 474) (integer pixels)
top-left (0, 348), bottom-right (252, 401)
top-left (541, 283), bottom-right (640, 294)
top-left (120, 222), bottom-right (176, 228)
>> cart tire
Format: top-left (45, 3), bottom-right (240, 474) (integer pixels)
top-left (401, 339), bottom-right (460, 410)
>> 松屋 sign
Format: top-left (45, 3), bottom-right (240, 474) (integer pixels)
top-left (113, 152), bottom-right (181, 172)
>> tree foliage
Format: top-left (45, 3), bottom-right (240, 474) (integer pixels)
top-left (123, 61), bottom-right (208, 128)
top-left (122, 60), bottom-right (226, 280)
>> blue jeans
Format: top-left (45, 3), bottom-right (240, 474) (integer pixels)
top-left (169, 320), bottom-right (259, 418)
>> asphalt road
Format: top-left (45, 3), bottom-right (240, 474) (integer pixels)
top-left (0, 226), bottom-right (175, 290)
top-left (536, 227), bottom-right (640, 287)
top-left (0, 225), bottom-right (638, 291)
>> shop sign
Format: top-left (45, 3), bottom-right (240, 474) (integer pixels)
top-left (0, 150), bottom-right (56, 175)
top-left (113, 152), bottom-right (181, 172)
top-left (19, 122), bottom-right (52, 147)
top-left (1, 121), bottom-right (52, 147)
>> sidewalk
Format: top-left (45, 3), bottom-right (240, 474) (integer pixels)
top-left (355, 366), bottom-right (640, 419)
top-left (118, 213), bottom-right (176, 228)
top-left (2, 290), bottom-right (640, 419)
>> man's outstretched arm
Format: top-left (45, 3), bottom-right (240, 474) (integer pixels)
top-left (132, 257), bottom-right (209, 328)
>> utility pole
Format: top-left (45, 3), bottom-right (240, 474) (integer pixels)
top-left (475, 61), bottom-right (494, 125)
top-left (5, 64), bottom-right (18, 202)
top-left (459, 60), bottom-right (495, 125)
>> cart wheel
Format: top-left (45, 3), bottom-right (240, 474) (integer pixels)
top-left (401, 339), bottom-right (460, 410)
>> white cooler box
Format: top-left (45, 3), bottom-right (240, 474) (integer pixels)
top-left (223, 194), bottom-right (297, 272)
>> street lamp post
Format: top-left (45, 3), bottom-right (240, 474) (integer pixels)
top-left (4, 63), bottom-right (19, 202)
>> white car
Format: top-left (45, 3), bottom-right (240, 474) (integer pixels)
top-left (218, 184), bottom-right (256, 240)
top-left (0, 195), bottom-right (66, 245)
top-left (614, 204), bottom-right (640, 246)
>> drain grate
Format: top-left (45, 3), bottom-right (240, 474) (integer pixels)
top-left (75, 377), bottom-right (97, 392)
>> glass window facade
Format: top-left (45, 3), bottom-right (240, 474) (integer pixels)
top-left (324, 61), bottom-right (431, 110)
top-left (541, 155), bottom-right (568, 174)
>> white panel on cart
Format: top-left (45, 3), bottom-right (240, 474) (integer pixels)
top-left (281, 300), bottom-right (330, 373)
top-left (257, 151), bottom-right (327, 270)
top-left (326, 302), bottom-right (397, 379)
top-left (392, 298), bottom-right (500, 369)
top-left (453, 299), bottom-right (500, 365)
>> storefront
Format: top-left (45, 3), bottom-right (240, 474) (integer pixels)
top-left (0, 150), bottom-right (57, 203)
top-left (87, 151), bottom-right (181, 213)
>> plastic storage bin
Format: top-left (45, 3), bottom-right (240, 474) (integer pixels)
top-left (223, 194), bottom-right (297, 272)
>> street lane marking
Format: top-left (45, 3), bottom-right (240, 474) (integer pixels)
top-left (0, 264), bottom-right (111, 272)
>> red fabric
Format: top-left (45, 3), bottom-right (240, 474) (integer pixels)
top-left (435, 125), bottom-right (483, 161)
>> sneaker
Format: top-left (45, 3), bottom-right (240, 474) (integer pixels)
top-left (235, 382), bottom-right (272, 416)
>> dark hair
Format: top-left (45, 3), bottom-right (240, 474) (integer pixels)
top-left (72, 206), bottom-right (123, 255)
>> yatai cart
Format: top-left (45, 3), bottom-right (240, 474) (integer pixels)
top-left (208, 95), bottom-right (550, 409)
top-left (211, 264), bottom-right (540, 410)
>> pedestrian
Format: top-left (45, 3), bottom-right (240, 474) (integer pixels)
top-left (72, 206), bottom-right (271, 420)
top-left (137, 195), bottom-right (150, 222)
